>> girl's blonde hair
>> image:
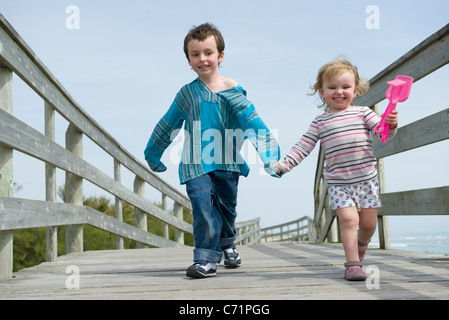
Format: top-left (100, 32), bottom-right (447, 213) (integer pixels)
top-left (309, 59), bottom-right (369, 110)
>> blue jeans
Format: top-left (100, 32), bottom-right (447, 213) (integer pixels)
top-left (185, 170), bottom-right (239, 263)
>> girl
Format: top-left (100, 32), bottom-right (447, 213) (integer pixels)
top-left (275, 60), bottom-right (398, 281)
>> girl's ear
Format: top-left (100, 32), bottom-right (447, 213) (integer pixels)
top-left (319, 88), bottom-right (324, 99)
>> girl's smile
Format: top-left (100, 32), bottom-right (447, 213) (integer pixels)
top-left (320, 71), bottom-right (359, 113)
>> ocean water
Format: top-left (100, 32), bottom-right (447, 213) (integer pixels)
top-left (370, 231), bottom-right (449, 256)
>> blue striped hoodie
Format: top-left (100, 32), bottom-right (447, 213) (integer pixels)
top-left (144, 78), bottom-right (280, 184)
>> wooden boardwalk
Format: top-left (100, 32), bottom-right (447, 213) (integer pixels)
top-left (1, 242), bottom-right (448, 300)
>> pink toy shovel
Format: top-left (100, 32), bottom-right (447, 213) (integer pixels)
top-left (375, 75), bottom-right (413, 142)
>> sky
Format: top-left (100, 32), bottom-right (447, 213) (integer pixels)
top-left (1, 1), bottom-right (449, 239)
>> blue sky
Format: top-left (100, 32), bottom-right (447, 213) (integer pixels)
top-left (2, 1), bottom-right (449, 237)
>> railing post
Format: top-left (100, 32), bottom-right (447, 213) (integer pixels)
top-left (374, 104), bottom-right (391, 249)
top-left (114, 159), bottom-right (124, 249)
top-left (173, 202), bottom-right (184, 245)
top-left (133, 176), bottom-right (147, 248)
top-left (0, 66), bottom-right (13, 280)
top-left (45, 101), bottom-right (58, 261)
top-left (162, 194), bottom-right (169, 239)
top-left (65, 123), bottom-right (83, 253)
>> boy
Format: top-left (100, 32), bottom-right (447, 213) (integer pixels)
top-left (144, 23), bottom-right (280, 278)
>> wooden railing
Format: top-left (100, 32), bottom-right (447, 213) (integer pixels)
top-left (235, 218), bottom-right (261, 245)
top-left (0, 13), bottom-right (196, 280)
top-left (312, 23), bottom-right (449, 247)
top-left (260, 217), bottom-right (316, 243)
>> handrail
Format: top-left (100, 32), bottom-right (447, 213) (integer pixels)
top-left (312, 23), bottom-right (449, 247)
top-left (235, 218), bottom-right (261, 245)
top-left (260, 217), bottom-right (315, 243)
top-left (0, 12), bottom-right (194, 280)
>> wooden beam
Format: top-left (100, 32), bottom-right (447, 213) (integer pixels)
top-left (0, 66), bottom-right (13, 280)
top-left (0, 197), bottom-right (186, 249)
top-left (374, 108), bottom-right (449, 159)
top-left (0, 110), bottom-right (192, 233)
top-left (379, 186), bottom-right (449, 216)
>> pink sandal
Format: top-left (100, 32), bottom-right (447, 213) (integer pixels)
top-left (344, 261), bottom-right (366, 281)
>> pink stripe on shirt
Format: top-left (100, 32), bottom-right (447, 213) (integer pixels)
top-left (322, 132), bottom-right (368, 144)
top-left (326, 148), bottom-right (372, 160)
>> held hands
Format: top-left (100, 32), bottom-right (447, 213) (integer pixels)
top-left (275, 163), bottom-right (282, 176)
top-left (264, 161), bottom-right (283, 178)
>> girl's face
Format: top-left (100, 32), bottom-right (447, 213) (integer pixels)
top-left (319, 71), bottom-right (358, 113)
top-left (187, 35), bottom-right (224, 80)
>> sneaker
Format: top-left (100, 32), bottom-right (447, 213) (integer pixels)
top-left (223, 244), bottom-right (241, 268)
top-left (186, 261), bottom-right (217, 278)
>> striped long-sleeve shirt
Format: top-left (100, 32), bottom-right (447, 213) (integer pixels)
top-left (144, 78), bottom-right (280, 184)
top-left (276, 106), bottom-right (396, 185)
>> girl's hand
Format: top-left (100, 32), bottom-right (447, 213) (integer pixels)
top-left (385, 110), bottom-right (399, 128)
top-left (275, 163), bottom-right (282, 175)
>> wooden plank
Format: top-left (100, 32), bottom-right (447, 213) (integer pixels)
top-left (379, 186), bottom-right (449, 216)
top-left (0, 66), bottom-right (13, 280)
top-left (374, 108), bottom-right (449, 159)
top-left (1, 242), bottom-right (448, 300)
top-left (0, 197), bottom-right (186, 248)
top-left (0, 110), bottom-right (192, 233)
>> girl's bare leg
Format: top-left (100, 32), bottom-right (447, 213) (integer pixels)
top-left (336, 207), bottom-right (360, 262)
top-left (358, 208), bottom-right (378, 252)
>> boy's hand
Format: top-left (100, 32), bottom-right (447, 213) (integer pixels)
top-left (148, 161), bottom-right (167, 172)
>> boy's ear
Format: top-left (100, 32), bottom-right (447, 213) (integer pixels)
top-left (218, 51), bottom-right (224, 64)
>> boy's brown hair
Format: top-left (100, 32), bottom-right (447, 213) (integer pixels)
top-left (183, 23), bottom-right (225, 61)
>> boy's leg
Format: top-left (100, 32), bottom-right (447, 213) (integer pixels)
top-left (185, 173), bottom-right (223, 265)
top-left (210, 171), bottom-right (241, 267)
top-left (210, 171), bottom-right (239, 245)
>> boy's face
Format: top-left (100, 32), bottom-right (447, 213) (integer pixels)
top-left (187, 35), bottom-right (224, 78)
